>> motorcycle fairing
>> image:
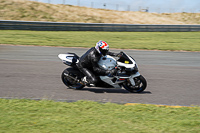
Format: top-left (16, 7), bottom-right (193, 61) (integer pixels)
top-left (99, 76), bottom-right (122, 88)
top-left (98, 52), bottom-right (137, 72)
top-left (58, 53), bottom-right (79, 66)
top-left (117, 53), bottom-right (136, 68)
top-left (100, 72), bottom-right (141, 88)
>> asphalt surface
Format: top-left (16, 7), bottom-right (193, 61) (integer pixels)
top-left (0, 44), bottom-right (200, 106)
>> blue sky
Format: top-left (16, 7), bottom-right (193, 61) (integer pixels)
top-left (35, 0), bottom-right (200, 13)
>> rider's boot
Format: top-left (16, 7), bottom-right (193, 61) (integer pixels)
top-left (82, 76), bottom-right (95, 87)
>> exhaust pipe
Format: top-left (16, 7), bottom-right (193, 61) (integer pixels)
top-left (63, 73), bottom-right (85, 85)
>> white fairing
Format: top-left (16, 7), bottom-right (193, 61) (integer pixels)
top-left (98, 53), bottom-right (140, 88)
top-left (117, 56), bottom-right (136, 68)
top-left (98, 54), bottom-right (136, 70)
top-left (58, 54), bottom-right (79, 63)
top-left (100, 76), bottom-right (121, 88)
top-left (98, 55), bottom-right (116, 70)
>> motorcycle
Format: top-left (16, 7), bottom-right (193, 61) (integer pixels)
top-left (58, 51), bottom-right (147, 93)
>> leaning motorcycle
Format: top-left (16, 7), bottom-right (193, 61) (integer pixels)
top-left (58, 51), bottom-right (147, 93)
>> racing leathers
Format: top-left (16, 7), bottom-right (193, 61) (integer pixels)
top-left (77, 47), bottom-right (118, 85)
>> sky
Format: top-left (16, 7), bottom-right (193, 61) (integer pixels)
top-left (34, 0), bottom-right (200, 13)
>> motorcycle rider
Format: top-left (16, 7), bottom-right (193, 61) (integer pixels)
top-left (77, 40), bottom-right (121, 86)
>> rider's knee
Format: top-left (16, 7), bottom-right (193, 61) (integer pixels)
top-left (90, 77), bottom-right (98, 84)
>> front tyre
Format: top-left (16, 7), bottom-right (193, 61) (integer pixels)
top-left (61, 68), bottom-right (85, 90)
top-left (123, 75), bottom-right (147, 93)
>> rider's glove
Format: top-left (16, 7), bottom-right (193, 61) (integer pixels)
top-left (116, 51), bottom-right (123, 57)
top-left (106, 67), bottom-right (118, 76)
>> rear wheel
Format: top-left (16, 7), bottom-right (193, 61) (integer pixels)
top-left (123, 75), bottom-right (147, 93)
top-left (61, 68), bottom-right (85, 90)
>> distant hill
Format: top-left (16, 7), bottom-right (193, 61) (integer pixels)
top-left (0, 0), bottom-right (200, 24)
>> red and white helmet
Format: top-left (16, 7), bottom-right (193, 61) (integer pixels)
top-left (95, 40), bottom-right (109, 56)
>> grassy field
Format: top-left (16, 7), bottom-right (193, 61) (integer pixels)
top-left (0, 30), bottom-right (200, 51)
top-left (0, 99), bottom-right (199, 133)
top-left (1, 0), bottom-right (200, 24)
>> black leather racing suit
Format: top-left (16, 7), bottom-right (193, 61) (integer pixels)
top-left (77, 47), bottom-right (117, 84)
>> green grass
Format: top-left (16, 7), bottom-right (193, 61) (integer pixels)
top-left (0, 30), bottom-right (200, 51)
top-left (0, 99), bottom-right (200, 133)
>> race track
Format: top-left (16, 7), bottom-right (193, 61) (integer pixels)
top-left (0, 44), bottom-right (200, 106)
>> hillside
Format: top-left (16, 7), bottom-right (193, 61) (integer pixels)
top-left (0, 0), bottom-right (200, 24)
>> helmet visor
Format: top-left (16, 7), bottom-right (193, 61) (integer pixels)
top-left (100, 49), bottom-right (108, 56)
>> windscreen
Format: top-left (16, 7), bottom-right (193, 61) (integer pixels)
top-left (117, 52), bottom-right (133, 64)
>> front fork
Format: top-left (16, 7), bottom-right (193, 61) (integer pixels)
top-left (128, 72), bottom-right (141, 86)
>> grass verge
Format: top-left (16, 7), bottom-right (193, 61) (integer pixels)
top-left (0, 99), bottom-right (200, 133)
top-left (0, 30), bottom-right (200, 51)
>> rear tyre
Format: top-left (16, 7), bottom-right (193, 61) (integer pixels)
top-left (123, 75), bottom-right (147, 93)
top-left (61, 68), bottom-right (85, 90)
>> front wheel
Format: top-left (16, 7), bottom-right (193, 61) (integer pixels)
top-left (61, 68), bottom-right (85, 90)
top-left (123, 75), bottom-right (147, 93)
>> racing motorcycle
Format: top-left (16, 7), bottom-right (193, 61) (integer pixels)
top-left (58, 51), bottom-right (147, 93)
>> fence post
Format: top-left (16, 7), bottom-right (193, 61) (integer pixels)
top-left (103, 3), bottom-right (106, 9)
top-left (127, 5), bottom-right (130, 11)
top-left (139, 6), bottom-right (141, 11)
top-left (91, 2), bottom-right (94, 8)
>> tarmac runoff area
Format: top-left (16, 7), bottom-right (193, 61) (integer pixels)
top-left (0, 44), bottom-right (200, 107)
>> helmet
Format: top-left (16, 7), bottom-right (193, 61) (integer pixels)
top-left (95, 40), bottom-right (109, 56)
